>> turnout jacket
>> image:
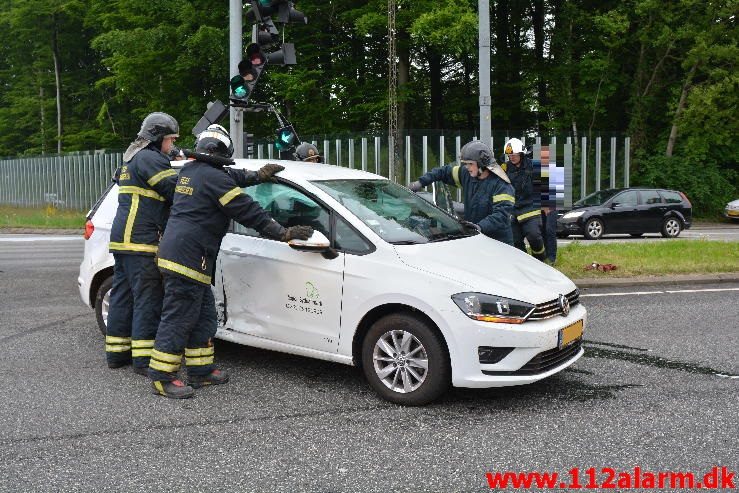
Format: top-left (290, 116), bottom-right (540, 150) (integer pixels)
top-left (502, 156), bottom-right (541, 223)
top-left (109, 147), bottom-right (178, 255)
top-left (417, 164), bottom-right (515, 244)
top-left (156, 161), bottom-right (284, 285)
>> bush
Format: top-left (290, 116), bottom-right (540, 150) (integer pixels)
top-left (633, 154), bottom-right (737, 217)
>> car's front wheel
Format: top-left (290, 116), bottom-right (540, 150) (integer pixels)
top-left (661, 217), bottom-right (682, 238)
top-left (94, 276), bottom-right (112, 336)
top-left (361, 313), bottom-right (450, 406)
top-left (583, 218), bottom-right (604, 240)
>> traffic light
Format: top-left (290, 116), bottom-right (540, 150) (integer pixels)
top-left (244, 132), bottom-right (255, 157)
top-left (230, 43), bottom-right (268, 105)
top-left (192, 100), bottom-right (229, 136)
top-left (275, 125), bottom-right (299, 154)
top-left (245, 0), bottom-right (307, 25)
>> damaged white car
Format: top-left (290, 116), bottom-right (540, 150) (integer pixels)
top-left (79, 159), bottom-right (586, 405)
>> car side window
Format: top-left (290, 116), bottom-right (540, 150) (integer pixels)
top-left (335, 217), bottom-right (373, 254)
top-left (640, 190), bottom-right (663, 205)
top-left (613, 191), bottom-right (638, 206)
top-left (232, 183), bottom-right (330, 239)
top-left (660, 191), bottom-right (683, 204)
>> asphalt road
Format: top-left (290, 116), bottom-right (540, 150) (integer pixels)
top-left (0, 239), bottom-right (737, 492)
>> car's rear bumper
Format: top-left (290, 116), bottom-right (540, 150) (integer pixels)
top-left (447, 304), bottom-right (587, 388)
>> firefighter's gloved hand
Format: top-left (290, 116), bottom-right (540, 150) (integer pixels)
top-left (282, 225), bottom-right (313, 242)
top-left (461, 220), bottom-right (481, 232)
top-left (408, 181), bottom-right (423, 192)
top-left (257, 163), bottom-right (285, 182)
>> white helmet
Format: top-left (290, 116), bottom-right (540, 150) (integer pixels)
top-left (503, 138), bottom-right (525, 156)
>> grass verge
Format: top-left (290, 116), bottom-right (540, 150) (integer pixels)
top-left (555, 239), bottom-right (739, 279)
top-left (0, 206), bottom-right (86, 229)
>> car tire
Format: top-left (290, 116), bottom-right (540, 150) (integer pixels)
top-left (94, 275), bottom-right (112, 336)
top-left (661, 217), bottom-right (682, 238)
top-left (361, 313), bottom-right (450, 406)
top-left (629, 233), bottom-right (643, 238)
top-left (583, 218), bottom-right (604, 240)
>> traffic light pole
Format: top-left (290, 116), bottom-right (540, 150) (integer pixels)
top-left (478, 0), bottom-right (492, 146)
top-left (230, 0), bottom-right (244, 158)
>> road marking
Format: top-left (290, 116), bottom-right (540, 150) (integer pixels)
top-left (0, 235), bottom-right (83, 242)
top-left (582, 287), bottom-right (739, 297)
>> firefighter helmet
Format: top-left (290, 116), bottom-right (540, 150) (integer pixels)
top-left (503, 138), bottom-right (525, 157)
top-left (294, 142), bottom-right (322, 162)
top-left (195, 124), bottom-right (234, 158)
top-left (460, 140), bottom-right (493, 169)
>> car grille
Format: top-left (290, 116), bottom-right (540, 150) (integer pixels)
top-left (482, 338), bottom-right (583, 376)
top-left (527, 289), bottom-right (580, 321)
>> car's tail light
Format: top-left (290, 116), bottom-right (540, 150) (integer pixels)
top-left (679, 191), bottom-right (692, 207)
top-left (84, 220), bottom-right (94, 240)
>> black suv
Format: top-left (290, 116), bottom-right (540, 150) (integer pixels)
top-left (557, 188), bottom-right (692, 240)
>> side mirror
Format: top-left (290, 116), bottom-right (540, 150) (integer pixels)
top-left (288, 230), bottom-right (337, 259)
top-left (610, 202), bottom-right (619, 209)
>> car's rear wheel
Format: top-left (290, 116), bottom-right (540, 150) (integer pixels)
top-left (661, 217), bottom-right (682, 238)
top-left (361, 313), bottom-right (450, 406)
top-left (583, 218), bottom-right (604, 240)
top-left (94, 276), bottom-right (112, 336)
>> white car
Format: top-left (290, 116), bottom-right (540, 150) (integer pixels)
top-left (725, 199), bottom-right (739, 221)
top-left (79, 159), bottom-right (586, 405)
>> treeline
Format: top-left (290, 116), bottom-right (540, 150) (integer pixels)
top-left (0, 0), bottom-right (736, 214)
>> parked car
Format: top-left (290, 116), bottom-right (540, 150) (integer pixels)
top-left (79, 159), bottom-right (586, 405)
top-left (724, 199), bottom-right (739, 221)
top-left (557, 188), bottom-right (692, 240)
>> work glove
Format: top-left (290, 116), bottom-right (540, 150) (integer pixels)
top-left (282, 225), bottom-right (314, 242)
top-left (461, 220), bottom-right (481, 232)
top-left (257, 163), bottom-right (285, 182)
top-left (408, 181), bottom-right (423, 192)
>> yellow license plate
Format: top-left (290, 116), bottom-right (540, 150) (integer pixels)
top-left (728, 210), bottom-right (739, 217)
top-left (559, 319), bottom-right (584, 349)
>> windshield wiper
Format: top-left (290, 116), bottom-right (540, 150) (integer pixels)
top-left (390, 240), bottom-right (423, 245)
top-left (428, 232), bottom-right (470, 242)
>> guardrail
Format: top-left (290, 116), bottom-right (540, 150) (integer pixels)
top-left (0, 135), bottom-right (630, 210)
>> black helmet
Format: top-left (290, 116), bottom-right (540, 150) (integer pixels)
top-left (195, 124), bottom-right (234, 158)
top-left (138, 112), bottom-right (179, 142)
top-left (294, 142), bottom-right (322, 162)
top-left (460, 140), bottom-right (493, 169)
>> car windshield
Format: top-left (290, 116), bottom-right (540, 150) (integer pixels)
top-left (574, 189), bottom-right (620, 207)
top-left (312, 179), bottom-right (473, 244)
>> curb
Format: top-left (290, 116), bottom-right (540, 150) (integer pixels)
top-left (572, 273), bottom-right (739, 288)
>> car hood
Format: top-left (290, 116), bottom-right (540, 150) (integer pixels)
top-left (728, 199), bottom-right (739, 207)
top-left (393, 235), bottom-right (577, 305)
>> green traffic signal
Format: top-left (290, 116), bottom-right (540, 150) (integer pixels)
top-left (230, 75), bottom-right (249, 98)
top-left (275, 126), bottom-right (298, 150)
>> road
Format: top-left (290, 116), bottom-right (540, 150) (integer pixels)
top-left (0, 238), bottom-right (737, 492)
top-left (559, 223), bottom-right (739, 245)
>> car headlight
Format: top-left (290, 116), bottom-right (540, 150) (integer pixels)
top-left (562, 211), bottom-right (585, 219)
top-left (451, 293), bottom-right (535, 324)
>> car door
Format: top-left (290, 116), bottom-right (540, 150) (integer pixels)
top-left (636, 189), bottom-right (666, 232)
top-left (217, 182), bottom-right (344, 353)
top-left (604, 190), bottom-right (639, 233)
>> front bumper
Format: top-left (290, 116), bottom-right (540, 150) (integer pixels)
top-left (724, 209), bottom-right (739, 219)
top-left (447, 304), bottom-right (587, 388)
top-left (557, 218), bottom-right (584, 235)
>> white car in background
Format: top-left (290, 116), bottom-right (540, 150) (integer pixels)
top-left (79, 159), bottom-right (586, 405)
top-left (725, 199), bottom-right (739, 221)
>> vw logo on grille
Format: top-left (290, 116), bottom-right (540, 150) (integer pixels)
top-left (558, 294), bottom-right (570, 317)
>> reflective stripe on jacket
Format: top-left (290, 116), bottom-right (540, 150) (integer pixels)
top-left (502, 156), bottom-right (541, 222)
top-left (109, 147), bottom-right (177, 255)
top-left (417, 164), bottom-right (514, 245)
top-left (156, 161), bottom-right (284, 285)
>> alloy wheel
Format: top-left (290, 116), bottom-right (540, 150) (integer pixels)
top-left (372, 329), bottom-right (429, 393)
top-left (665, 218), bottom-right (680, 237)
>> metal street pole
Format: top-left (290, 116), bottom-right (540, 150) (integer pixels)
top-left (478, 0), bottom-right (492, 146)
top-left (229, 0), bottom-right (244, 157)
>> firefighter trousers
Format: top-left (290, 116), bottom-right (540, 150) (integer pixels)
top-left (106, 253), bottom-right (163, 370)
top-left (148, 274), bottom-right (218, 382)
top-left (512, 216), bottom-right (546, 261)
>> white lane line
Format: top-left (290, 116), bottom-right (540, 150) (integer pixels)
top-left (582, 287), bottom-right (739, 297)
top-left (0, 236), bottom-right (83, 242)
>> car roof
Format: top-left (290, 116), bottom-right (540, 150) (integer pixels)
top-left (173, 158), bottom-right (386, 183)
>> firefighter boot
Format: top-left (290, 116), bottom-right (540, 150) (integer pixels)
top-left (151, 379), bottom-right (195, 399)
top-left (188, 369), bottom-right (230, 389)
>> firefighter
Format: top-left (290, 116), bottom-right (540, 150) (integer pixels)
top-left (106, 112), bottom-right (180, 375)
top-left (148, 125), bottom-right (313, 399)
top-left (294, 142), bottom-right (322, 163)
top-left (501, 138), bottom-right (546, 261)
top-left (409, 140), bottom-right (514, 245)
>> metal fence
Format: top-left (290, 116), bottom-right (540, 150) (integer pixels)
top-left (0, 135), bottom-right (630, 210)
